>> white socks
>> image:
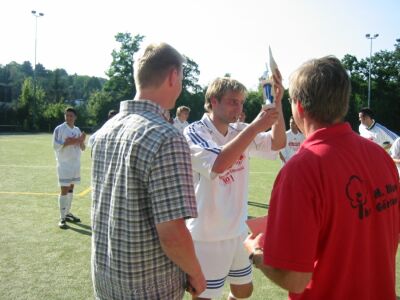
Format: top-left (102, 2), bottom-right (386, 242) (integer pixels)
top-left (58, 195), bottom-right (68, 220)
top-left (228, 292), bottom-right (249, 300)
top-left (66, 192), bottom-right (73, 215)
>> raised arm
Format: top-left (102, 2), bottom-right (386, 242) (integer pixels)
top-left (212, 109), bottom-right (279, 174)
top-left (269, 70), bottom-right (286, 151)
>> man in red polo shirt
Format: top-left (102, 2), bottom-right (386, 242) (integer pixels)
top-left (245, 56), bottom-right (400, 300)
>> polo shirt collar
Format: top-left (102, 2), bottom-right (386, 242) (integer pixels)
top-left (119, 99), bottom-right (165, 117)
top-left (367, 120), bottom-right (376, 130)
top-left (302, 122), bottom-right (353, 148)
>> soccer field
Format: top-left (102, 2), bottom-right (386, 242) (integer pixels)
top-left (0, 133), bottom-right (399, 299)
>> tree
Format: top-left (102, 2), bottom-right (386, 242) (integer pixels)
top-left (87, 90), bottom-right (117, 127)
top-left (341, 42), bottom-right (400, 133)
top-left (182, 56), bottom-right (202, 93)
top-left (104, 33), bottom-right (144, 101)
top-left (17, 78), bottom-right (45, 130)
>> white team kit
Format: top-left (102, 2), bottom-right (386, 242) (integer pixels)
top-left (359, 121), bottom-right (398, 147)
top-left (173, 117), bottom-right (189, 133)
top-left (184, 113), bottom-right (277, 298)
top-left (390, 137), bottom-right (400, 176)
top-left (280, 129), bottom-right (305, 162)
top-left (53, 122), bottom-right (83, 186)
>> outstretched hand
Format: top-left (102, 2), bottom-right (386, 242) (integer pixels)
top-left (250, 107), bottom-right (279, 134)
top-left (186, 272), bottom-right (206, 297)
top-left (244, 233), bottom-right (265, 254)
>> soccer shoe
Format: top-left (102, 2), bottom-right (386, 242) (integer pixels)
top-left (65, 213), bottom-right (81, 223)
top-left (58, 219), bottom-right (67, 229)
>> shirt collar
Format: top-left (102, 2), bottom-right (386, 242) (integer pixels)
top-left (119, 99), bottom-right (165, 117)
top-left (301, 122), bottom-right (352, 148)
top-left (367, 120), bottom-right (376, 130)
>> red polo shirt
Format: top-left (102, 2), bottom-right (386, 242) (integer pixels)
top-left (264, 122), bottom-right (399, 300)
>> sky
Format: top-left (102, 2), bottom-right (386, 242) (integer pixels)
top-left (1, 0), bottom-right (399, 90)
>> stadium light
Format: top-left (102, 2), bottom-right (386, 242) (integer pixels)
top-left (31, 10), bottom-right (44, 128)
top-left (365, 33), bottom-right (379, 108)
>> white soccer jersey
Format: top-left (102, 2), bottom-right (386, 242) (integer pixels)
top-left (53, 122), bottom-right (83, 186)
top-left (390, 137), bottom-right (400, 176)
top-left (359, 121), bottom-right (398, 147)
top-left (173, 117), bottom-right (189, 133)
top-left (280, 129), bottom-right (305, 162)
top-left (183, 114), bottom-right (278, 241)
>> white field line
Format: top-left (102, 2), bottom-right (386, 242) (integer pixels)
top-left (0, 164), bottom-right (91, 170)
top-left (0, 187), bottom-right (92, 197)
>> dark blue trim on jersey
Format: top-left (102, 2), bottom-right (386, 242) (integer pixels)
top-left (187, 123), bottom-right (221, 155)
top-left (228, 264), bottom-right (252, 277)
top-left (375, 123), bottom-right (399, 140)
top-left (206, 277), bottom-right (226, 289)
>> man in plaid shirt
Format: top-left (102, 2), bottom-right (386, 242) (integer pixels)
top-left (91, 42), bottom-right (206, 299)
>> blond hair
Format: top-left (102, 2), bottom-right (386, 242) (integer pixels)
top-left (134, 43), bottom-right (186, 89)
top-left (289, 56), bottom-right (350, 124)
top-left (204, 77), bottom-right (247, 112)
top-left (176, 106), bottom-right (190, 116)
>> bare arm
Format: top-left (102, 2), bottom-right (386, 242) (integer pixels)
top-left (252, 252), bottom-right (312, 293)
top-left (279, 151), bottom-right (286, 164)
top-left (212, 109), bottom-right (279, 174)
top-left (270, 70), bottom-right (286, 151)
top-left (156, 219), bottom-right (206, 296)
top-left (244, 233), bottom-right (312, 294)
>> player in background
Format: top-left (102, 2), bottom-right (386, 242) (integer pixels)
top-left (358, 107), bottom-right (398, 147)
top-left (279, 115), bottom-right (305, 164)
top-left (173, 105), bottom-right (191, 133)
top-left (52, 107), bottom-right (86, 229)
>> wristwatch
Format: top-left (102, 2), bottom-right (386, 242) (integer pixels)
top-left (249, 247), bottom-right (263, 266)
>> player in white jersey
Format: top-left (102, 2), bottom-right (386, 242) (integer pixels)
top-left (183, 77), bottom-right (286, 299)
top-left (173, 105), bottom-right (190, 133)
top-left (390, 137), bottom-right (400, 178)
top-left (358, 107), bottom-right (398, 147)
top-left (279, 116), bottom-right (305, 164)
top-left (52, 107), bottom-right (86, 229)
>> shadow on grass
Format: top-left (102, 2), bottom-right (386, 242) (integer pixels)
top-left (67, 223), bottom-right (92, 236)
top-left (248, 201), bottom-right (269, 209)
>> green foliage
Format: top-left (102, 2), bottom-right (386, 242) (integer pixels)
top-left (341, 43), bottom-right (400, 133)
top-left (42, 102), bottom-right (68, 131)
top-left (182, 56), bottom-right (202, 93)
top-left (244, 90), bottom-right (263, 122)
top-left (87, 90), bottom-right (117, 127)
top-left (0, 61), bottom-right (105, 130)
top-left (173, 90), bottom-right (205, 122)
top-left (16, 78), bottom-right (46, 130)
top-left (104, 33), bottom-right (144, 101)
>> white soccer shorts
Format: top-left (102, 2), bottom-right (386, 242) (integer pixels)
top-left (193, 233), bottom-right (252, 299)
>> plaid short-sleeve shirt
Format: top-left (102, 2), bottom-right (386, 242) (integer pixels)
top-left (91, 100), bottom-right (197, 300)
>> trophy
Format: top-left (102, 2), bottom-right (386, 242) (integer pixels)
top-left (259, 46), bottom-right (279, 109)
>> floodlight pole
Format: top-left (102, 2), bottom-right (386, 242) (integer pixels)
top-left (31, 10), bottom-right (44, 128)
top-left (365, 33), bottom-right (379, 108)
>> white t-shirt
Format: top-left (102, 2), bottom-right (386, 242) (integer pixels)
top-left (390, 137), bottom-right (400, 176)
top-left (183, 114), bottom-right (278, 241)
top-left (280, 129), bottom-right (305, 163)
top-left (173, 117), bottom-right (189, 133)
top-left (359, 120), bottom-right (398, 147)
top-left (53, 122), bottom-right (82, 166)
